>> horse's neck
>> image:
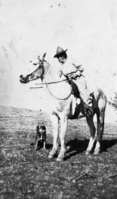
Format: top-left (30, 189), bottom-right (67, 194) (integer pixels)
top-left (44, 62), bottom-right (61, 82)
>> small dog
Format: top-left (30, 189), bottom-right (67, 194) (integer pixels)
top-left (35, 123), bottom-right (46, 151)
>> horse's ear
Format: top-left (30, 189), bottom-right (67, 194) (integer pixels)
top-left (43, 53), bottom-right (46, 60)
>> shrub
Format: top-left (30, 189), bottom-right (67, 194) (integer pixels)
top-left (111, 92), bottom-right (117, 110)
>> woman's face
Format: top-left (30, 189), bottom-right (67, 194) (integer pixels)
top-left (58, 56), bottom-right (66, 64)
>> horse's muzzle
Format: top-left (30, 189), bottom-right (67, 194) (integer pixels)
top-left (19, 75), bottom-right (29, 84)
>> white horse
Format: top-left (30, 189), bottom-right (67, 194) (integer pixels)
top-left (20, 53), bottom-right (107, 161)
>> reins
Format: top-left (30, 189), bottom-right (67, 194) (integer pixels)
top-left (30, 79), bottom-right (72, 100)
top-left (29, 59), bottom-right (83, 100)
top-left (35, 79), bottom-right (67, 85)
top-left (30, 79), bottom-right (67, 89)
top-left (46, 82), bottom-right (72, 100)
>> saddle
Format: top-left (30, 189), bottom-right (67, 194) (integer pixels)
top-left (67, 78), bottom-right (94, 117)
top-left (68, 79), bottom-right (80, 98)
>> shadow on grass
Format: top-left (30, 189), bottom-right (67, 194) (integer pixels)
top-left (64, 138), bottom-right (117, 160)
top-left (65, 138), bottom-right (88, 160)
top-left (30, 137), bottom-right (117, 160)
top-left (101, 139), bottom-right (117, 152)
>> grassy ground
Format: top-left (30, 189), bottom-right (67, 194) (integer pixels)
top-left (0, 106), bottom-right (117, 199)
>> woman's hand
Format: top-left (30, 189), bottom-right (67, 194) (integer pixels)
top-left (58, 70), bottom-right (63, 77)
top-left (68, 71), bottom-right (81, 80)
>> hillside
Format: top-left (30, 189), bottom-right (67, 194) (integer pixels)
top-left (0, 105), bottom-right (117, 138)
top-left (0, 105), bottom-right (117, 198)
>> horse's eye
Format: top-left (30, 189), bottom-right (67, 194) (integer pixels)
top-left (31, 73), bottom-right (35, 78)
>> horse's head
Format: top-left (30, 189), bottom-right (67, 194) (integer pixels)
top-left (20, 53), bottom-right (49, 84)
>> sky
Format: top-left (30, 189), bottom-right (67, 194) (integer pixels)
top-left (0, 0), bottom-right (117, 121)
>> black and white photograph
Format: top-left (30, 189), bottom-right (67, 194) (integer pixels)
top-left (0, 0), bottom-right (117, 198)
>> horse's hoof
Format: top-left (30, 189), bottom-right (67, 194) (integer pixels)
top-left (48, 149), bottom-right (57, 159)
top-left (56, 156), bottom-right (64, 162)
top-left (48, 152), bottom-right (54, 159)
top-left (48, 154), bottom-right (53, 159)
top-left (93, 150), bottom-right (100, 155)
top-left (85, 150), bottom-right (91, 155)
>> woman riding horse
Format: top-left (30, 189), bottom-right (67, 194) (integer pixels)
top-left (53, 46), bottom-right (94, 117)
top-left (20, 53), bottom-right (107, 161)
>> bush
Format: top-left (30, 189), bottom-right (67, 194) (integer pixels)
top-left (111, 92), bottom-right (117, 110)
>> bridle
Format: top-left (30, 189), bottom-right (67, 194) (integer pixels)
top-left (34, 58), bottom-right (72, 100)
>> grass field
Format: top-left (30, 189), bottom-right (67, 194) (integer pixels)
top-left (0, 105), bottom-right (117, 199)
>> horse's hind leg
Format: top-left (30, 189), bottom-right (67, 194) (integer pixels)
top-left (94, 91), bottom-right (107, 155)
top-left (48, 114), bottom-right (59, 159)
top-left (94, 108), bottom-right (105, 155)
top-left (86, 116), bottom-right (96, 155)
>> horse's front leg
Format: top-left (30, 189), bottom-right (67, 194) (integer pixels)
top-left (86, 115), bottom-right (96, 155)
top-left (56, 115), bottom-right (68, 161)
top-left (48, 114), bottom-right (59, 159)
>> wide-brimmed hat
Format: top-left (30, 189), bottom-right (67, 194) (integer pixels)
top-left (54, 46), bottom-right (68, 58)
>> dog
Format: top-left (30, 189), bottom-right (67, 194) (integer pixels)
top-left (35, 123), bottom-right (46, 151)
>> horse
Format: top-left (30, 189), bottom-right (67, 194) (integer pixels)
top-left (20, 53), bottom-right (107, 161)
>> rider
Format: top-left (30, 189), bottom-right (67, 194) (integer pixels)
top-left (54, 46), bottom-right (94, 116)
